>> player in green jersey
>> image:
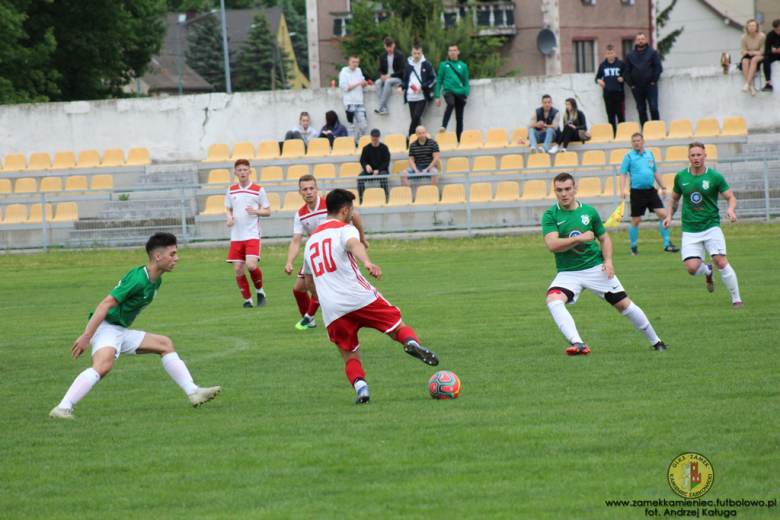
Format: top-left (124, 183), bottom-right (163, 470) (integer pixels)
top-left (662, 142), bottom-right (741, 306)
top-left (50, 233), bottom-right (221, 420)
top-left (543, 173), bottom-right (667, 355)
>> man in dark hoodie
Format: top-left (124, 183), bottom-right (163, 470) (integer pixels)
top-left (595, 44), bottom-right (625, 137)
top-left (374, 37), bottom-right (405, 115)
top-left (624, 33), bottom-right (663, 127)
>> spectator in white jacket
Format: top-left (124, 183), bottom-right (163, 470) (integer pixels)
top-left (339, 55), bottom-right (369, 143)
top-left (284, 112), bottom-right (320, 148)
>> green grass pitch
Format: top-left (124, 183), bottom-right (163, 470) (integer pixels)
top-left (1, 224), bottom-right (778, 519)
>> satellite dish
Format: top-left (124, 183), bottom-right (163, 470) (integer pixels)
top-left (537, 29), bottom-right (557, 56)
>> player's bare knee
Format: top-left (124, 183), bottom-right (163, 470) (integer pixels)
top-left (246, 259), bottom-right (258, 271)
top-left (92, 356), bottom-right (114, 377)
top-left (713, 255), bottom-right (728, 270)
top-left (546, 288), bottom-right (570, 304)
top-left (233, 262), bottom-right (245, 276)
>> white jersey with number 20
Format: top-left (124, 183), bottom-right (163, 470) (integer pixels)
top-left (303, 220), bottom-right (379, 326)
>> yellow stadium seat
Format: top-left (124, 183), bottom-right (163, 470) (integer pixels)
top-left (65, 176), bottom-right (88, 191)
top-left (90, 174), bottom-right (114, 191)
top-left (306, 138), bottom-right (332, 158)
top-left (339, 163), bottom-right (362, 178)
top-left (345, 189), bottom-right (360, 205)
top-left (260, 166), bottom-right (283, 182)
top-left (27, 152), bottom-right (52, 171)
top-left (603, 177), bottom-right (614, 197)
top-left (331, 137), bottom-right (356, 157)
top-left (286, 165), bottom-right (310, 181)
top-left (127, 147), bottom-right (151, 166)
top-left (521, 180), bottom-right (547, 200)
top-left (589, 123), bottom-right (614, 143)
top-left (695, 118), bottom-right (720, 138)
top-left (257, 141), bottom-right (280, 160)
top-left (52, 202), bottom-right (79, 222)
top-left (200, 195), bottom-right (225, 216)
top-left (233, 168), bottom-right (258, 183)
top-left (661, 174), bottom-right (676, 193)
top-left (578, 177), bottom-right (602, 198)
top-left (613, 122), bottom-right (640, 142)
top-left (266, 192), bottom-right (281, 212)
top-left (481, 129), bottom-right (510, 149)
top-left (361, 188), bottom-right (387, 208)
top-left (720, 116), bottom-right (748, 137)
top-left (313, 164), bottom-right (336, 180)
top-left (101, 149), bottom-right (126, 168)
top-left (0, 179), bottom-right (12, 196)
top-left (705, 144), bottom-right (718, 159)
top-left (493, 181), bottom-right (520, 202)
top-left (282, 191), bottom-right (302, 211)
top-left (527, 153), bottom-right (551, 169)
top-left (231, 142), bottom-right (256, 161)
top-left (206, 169), bottom-right (231, 187)
top-left (77, 150), bottom-right (101, 169)
top-left (642, 121), bottom-right (667, 141)
top-left (356, 135), bottom-right (371, 155)
top-left (666, 119), bottom-right (693, 140)
top-left (387, 187), bottom-right (412, 207)
top-left (15, 178), bottom-right (37, 194)
top-left (40, 177), bottom-right (63, 193)
top-left (393, 160), bottom-right (410, 174)
top-left (546, 183), bottom-right (558, 200)
top-left (203, 143), bottom-right (230, 163)
top-left (413, 185), bottom-right (439, 205)
top-left (434, 131), bottom-right (458, 152)
top-left (581, 150), bottom-right (606, 166)
top-left (27, 203), bottom-right (53, 223)
top-left (446, 157), bottom-right (470, 173)
top-left (384, 134), bottom-right (407, 154)
top-left (458, 130), bottom-right (483, 150)
top-left (554, 151), bottom-right (578, 168)
top-left (609, 149), bottom-right (630, 165)
top-left (473, 156), bottom-right (497, 173)
top-left (281, 140), bottom-right (306, 159)
top-left (2, 204), bottom-right (27, 224)
top-left (51, 151), bottom-right (77, 170)
top-left (3, 154), bottom-right (27, 172)
top-left (439, 184), bottom-right (466, 204)
top-left (500, 155), bottom-right (524, 170)
top-left (469, 183), bottom-right (493, 203)
top-left (510, 128), bottom-right (529, 147)
top-left (665, 146), bottom-right (688, 163)
top-left (646, 147), bottom-right (662, 163)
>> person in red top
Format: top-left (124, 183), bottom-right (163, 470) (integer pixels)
top-left (284, 175), bottom-right (368, 330)
top-left (303, 189), bottom-right (439, 404)
top-left (225, 159), bottom-right (272, 308)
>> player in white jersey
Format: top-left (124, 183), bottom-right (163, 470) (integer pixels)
top-left (284, 174), bottom-right (368, 330)
top-left (303, 189), bottom-right (438, 404)
top-left (225, 159), bottom-right (271, 308)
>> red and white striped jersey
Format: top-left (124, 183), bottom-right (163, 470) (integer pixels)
top-left (303, 220), bottom-right (380, 326)
top-left (224, 183), bottom-right (270, 241)
top-left (293, 196), bottom-right (328, 236)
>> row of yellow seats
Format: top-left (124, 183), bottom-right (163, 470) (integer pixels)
top-left (590, 117), bottom-right (748, 144)
top-left (0, 203), bottom-right (79, 224)
top-left (0, 175), bottom-right (114, 195)
top-left (0, 148), bottom-right (150, 172)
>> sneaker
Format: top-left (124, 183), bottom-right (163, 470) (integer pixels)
top-left (243, 301), bottom-right (253, 308)
top-left (537, 146), bottom-right (545, 154)
top-left (749, 84), bottom-right (756, 96)
top-left (548, 144), bottom-right (559, 154)
top-left (438, 126), bottom-right (446, 133)
top-left (529, 146), bottom-right (538, 154)
top-left (559, 147), bottom-right (566, 153)
top-left (355, 386), bottom-right (371, 404)
top-left (664, 244), bottom-right (680, 252)
top-left (50, 406), bottom-right (75, 420)
top-left (762, 84), bottom-right (773, 92)
top-left (566, 342), bottom-right (590, 356)
top-left (652, 340), bottom-right (667, 351)
top-left (630, 246), bottom-right (639, 256)
top-left (377, 107), bottom-right (389, 116)
top-left (733, 301), bottom-right (743, 307)
top-left (295, 315), bottom-right (316, 330)
top-left (188, 386), bottom-right (222, 408)
top-left (256, 291), bottom-right (266, 308)
top-left (705, 263), bottom-right (715, 293)
top-left (742, 83), bottom-right (750, 92)
top-left (403, 338), bottom-right (439, 366)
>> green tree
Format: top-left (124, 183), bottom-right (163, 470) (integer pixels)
top-left (333, 0), bottom-right (386, 71)
top-left (168, 0), bottom-right (259, 11)
top-left (185, 14), bottom-right (234, 92)
top-left (233, 12), bottom-right (288, 91)
top-left (656, 0), bottom-right (684, 61)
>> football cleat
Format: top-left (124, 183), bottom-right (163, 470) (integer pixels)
top-left (733, 302), bottom-right (743, 307)
top-left (403, 339), bottom-right (439, 366)
top-left (566, 342), bottom-right (590, 356)
top-left (664, 244), bottom-right (680, 252)
top-left (652, 340), bottom-right (668, 351)
top-left (705, 263), bottom-right (715, 293)
top-left (49, 406), bottom-right (75, 420)
top-left (355, 386), bottom-right (371, 404)
top-left (295, 316), bottom-right (316, 330)
top-left (630, 247), bottom-right (639, 256)
top-left (256, 291), bottom-right (266, 308)
top-left (243, 301), bottom-right (253, 308)
top-left (188, 386), bottom-right (222, 408)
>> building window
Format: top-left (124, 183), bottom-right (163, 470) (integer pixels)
top-left (573, 40), bottom-right (595, 73)
top-left (621, 0), bottom-right (635, 4)
top-left (581, 0), bottom-right (596, 5)
top-left (622, 39), bottom-right (634, 59)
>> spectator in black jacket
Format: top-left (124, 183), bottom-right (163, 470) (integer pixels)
top-left (554, 99), bottom-right (588, 153)
top-left (624, 33), bottom-right (663, 127)
top-left (762, 19), bottom-right (780, 92)
top-left (374, 37), bottom-right (405, 115)
top-left (397, 45), bottom-right (437, 137)
top-left (595, 45), bottom-right (625, 136)
top-left (358, 129), bottom-right (391, 202)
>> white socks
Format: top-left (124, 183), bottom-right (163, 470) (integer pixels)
top-left (547, 300), bottom-right (583, 344)
top-left (621, 302), bottom-right (660, 344)
top-left (718, 264), bottom-right (741, 303)
top-left (692, 262), bottom-right (712, 277)
top-left (59, 368), bottom-right (101, 409)
top-left (162, 352), bottom-right (199, 395)
top-left (353, 379), bottom-right (368, 393)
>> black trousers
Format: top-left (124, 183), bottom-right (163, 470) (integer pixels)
top-left (764, 52), bottom-right (780, 82)
top-left (556, 125), bottom-right (580, 149)
top-left (603, 92), bottom-right (625, 137)
top-left (357, 169), bottom-right (389, 202)
top-left (408, 100), bottom-right (428, 137)
top-left (441, 93), bottom-right (467, 140)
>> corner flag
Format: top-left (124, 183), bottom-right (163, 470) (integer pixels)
top-left (604, 201), bottom-right (624, 227)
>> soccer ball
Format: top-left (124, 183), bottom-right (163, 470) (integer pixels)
top-left (428, 371), bottom-right (461, 399)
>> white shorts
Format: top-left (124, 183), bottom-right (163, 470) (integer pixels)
top-left (90, 320), bottom-right (146, 360)
top-left (548, 264), bottom-right (626, 304)
top-left (681, 227), bottom-right (727, 262)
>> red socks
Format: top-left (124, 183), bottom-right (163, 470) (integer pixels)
top-left (345, 358), bottom-right (365, 385)
top-left (236, 276), bottom-right (251, 299)
top-left (395, 326), bottom-right (419, 345)
top-left (293, 289), bottom-right (310, 317)
top-left (306, 298), bottom-right (320, 317)
top-left (248, 267), bottom-right (263, 289)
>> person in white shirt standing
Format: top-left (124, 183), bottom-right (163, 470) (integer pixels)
top-left (339, 55), bottom-right (368, 143)
top-left (225, 159), bottom-right (272, 308)
top-left (303, 189), bottom-right (439, 405)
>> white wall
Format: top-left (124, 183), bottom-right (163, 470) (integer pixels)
top-left (0, 66), bottom-right (775, 164)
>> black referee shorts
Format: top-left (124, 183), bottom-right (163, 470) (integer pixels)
top-left (630, 188), bottom-right (664, 217)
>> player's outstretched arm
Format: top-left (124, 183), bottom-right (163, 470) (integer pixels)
top-left (350, 213), bottom-right (369, 248)
top-left (722, 189), bottom-right (738, 222)
top-left (597, 232), bottom-right (615, 279)
top-left (346, 237), bottom-right (381, 280)
top-left (285, 233), bottom-right (304, 275)
top-left (72, 295), bottom-right (119, 360)
top-left (663, 192), bottom-right (680, 229)
top-left (544, 231), bottom-right (595, 253)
